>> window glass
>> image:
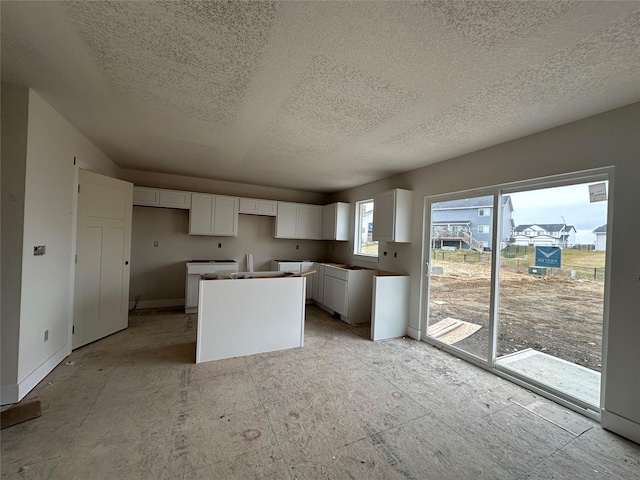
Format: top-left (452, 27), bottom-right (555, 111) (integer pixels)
top-left (355, 200), bottom-right (378, 256)
top-left (478, 225), bottom-right (490, 234)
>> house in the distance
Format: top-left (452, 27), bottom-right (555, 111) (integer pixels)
top-left (593, 224), bottom-right (607, 251)
top-left (431, 195), bottom-right (514, 251)
top-left (512, 224), bottom-right (576, 248)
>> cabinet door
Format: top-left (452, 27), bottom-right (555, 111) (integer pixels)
top-left (186, 274), bottom-right (200, 308)
top-left (189, 194), bottom-right (215, 234)
top-left (333, 278), bottom-right (348, 316)
top-left (159, 189), bottom-right (191, 209)
top-left (301, 262), bottom-right (314, 299)
top-left (257, 200), bottom-right (277, 216)
top-left (313, 263), bottom-right (325, 303)
top-left (323, 275), bottom-right (336, 311)
top-left (212, 195), bottom-right (239, 236)
top-left (372, 190), bottom-right (395, 241)
top-left (133, 186), bottom-right (160, 206)
top-left (275, 203), bottom-right (298, 238)
top-left (296, 204), bottom-right (321, 239)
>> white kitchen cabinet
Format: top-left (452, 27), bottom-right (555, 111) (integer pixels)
top-left (271, 260), bottom-right (315, 300)
top-left (185, 261), bottom-right (239, 313)
top-left (133, 186), bottom-right (191, 209)
top-left (322, 202), bottom-right (350, 241)
top-left (275, 202), bottom-right (322, 239)
top-left (321, 265), bottom-right (376, 324)
top-left (312, 262), bottom-right (325, 302)
top-left (373, 188), bottom-right (413, 243)
top-left (189, 193), bottom-right (239, 236)
top-left (133, 186), bottom-right (159, 206)
top-left (158, 189), bottom-right (191, 209)
top-left (239, 198), bottom-right (277, 216)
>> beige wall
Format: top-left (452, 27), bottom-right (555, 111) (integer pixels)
top-left (329, 103), bottom-right (640, 440)
top-left (129, 207), bottom-right (329, 306)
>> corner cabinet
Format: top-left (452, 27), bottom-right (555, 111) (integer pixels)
top-left (275, 202), bottom-right (322, 239)
top-left (372, 188), bottom-right (413, 243)
top-left (322, 202), bottom-right (350, 241)
top-left (189, 193), bottom-right (239, 236)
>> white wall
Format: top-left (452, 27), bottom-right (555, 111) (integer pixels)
top-left (1, 84), bottom-right (122, 404)
top-left (328, 103), bottom-right (640, 442)
top-left (129, 207), bottom-right (329, 307)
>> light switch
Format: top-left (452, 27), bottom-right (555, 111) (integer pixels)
top-left (153, 240), bottom-right (159, 247)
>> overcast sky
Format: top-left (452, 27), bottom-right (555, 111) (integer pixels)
top-left (509, 182), bottom-right (608, 244)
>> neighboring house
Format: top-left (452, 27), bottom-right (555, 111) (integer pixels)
top-left (431, 195), bottom-right (514, 251)
top-left (512, 224), bottom-right (576, 247)
top-left (593, 224), bottom-right (607, 251)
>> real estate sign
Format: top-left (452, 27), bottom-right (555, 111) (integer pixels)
top-left (535, 246), bottom-right (562, 268)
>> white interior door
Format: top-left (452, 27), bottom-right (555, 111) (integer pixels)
top-left (73, 169), bottom-right (132, 349)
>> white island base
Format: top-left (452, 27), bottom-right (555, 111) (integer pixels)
top-left (196, 276), bottom-right (306, 363)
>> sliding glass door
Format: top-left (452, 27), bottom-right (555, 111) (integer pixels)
top-left (425, 194), bottom-right (497, 363)
top-left (495, 182), bottom-right (607, 409)
top-left (425, 174), bottom-right (609, 412)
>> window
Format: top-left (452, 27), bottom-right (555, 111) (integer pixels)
top-left (478, 225), bottom-right (490, 234)
top-left (478, 208), bottom-right (491, 217)
top-left (355, 199), bottom-right (378, 256)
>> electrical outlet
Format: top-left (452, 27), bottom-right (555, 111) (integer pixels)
top-left (218, 243), bottom-right (222, 248)
top-left (394, 252), bottom-right (397, 258)
top-left (34, 245), bottom-right (46, 256)
top-left (44, 330), bottom-right (49, 342)
top-left (296, 245), bottom-right (299, 250)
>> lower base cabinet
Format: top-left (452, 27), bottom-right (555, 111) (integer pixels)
top-left (319, 265), bottom-right (376, 324)
top-left (271, 261), bottom-right (315, 300)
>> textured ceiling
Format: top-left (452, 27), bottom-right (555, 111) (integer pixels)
top-left (2, 1), bottom-right (639, 193)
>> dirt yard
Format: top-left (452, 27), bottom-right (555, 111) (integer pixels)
top-left (428, 261), bottom-right (604, 372)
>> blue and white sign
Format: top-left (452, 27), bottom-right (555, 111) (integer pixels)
top-left (535, 246), bottom-right (562, 268)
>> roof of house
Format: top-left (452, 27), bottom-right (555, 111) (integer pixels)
top-left (593, 224), bottom-right (607, 233)
top-left (514, 223), bottom-right (576, 233)
top-left (433, 195), bottom-right (511, 210)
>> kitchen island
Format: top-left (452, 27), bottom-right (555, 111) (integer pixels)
top-left (196, 273), bottom-right (306, 363)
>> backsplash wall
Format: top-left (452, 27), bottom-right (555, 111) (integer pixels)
top-left (130, 207), bottom-right (329, 308)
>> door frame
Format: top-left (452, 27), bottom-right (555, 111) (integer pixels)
top-left (420, 167), bottom-right (614, 420)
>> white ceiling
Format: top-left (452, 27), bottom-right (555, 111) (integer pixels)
top-left (2, 1), bottom-right (639, 193)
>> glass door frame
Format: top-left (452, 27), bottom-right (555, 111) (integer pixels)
top-left (421, 167), bottom-right (613, 420)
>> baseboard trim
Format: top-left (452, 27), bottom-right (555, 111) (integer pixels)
top-left (129, 298), bottom-right (185, 310)
top-left (2, 345), bottom-right (70, 406)
top-left (601, 409), bottom-right (640, 444)
top-left (407, 326), bottom-right (421, 341)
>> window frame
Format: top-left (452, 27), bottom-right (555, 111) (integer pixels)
top-left (354, 199), bottom-right (378, 258)
top-left (477, 224), bottom-right (490, 234)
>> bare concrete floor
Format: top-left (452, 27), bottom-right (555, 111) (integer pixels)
top-left (2, 305), bottom-right (639, 479)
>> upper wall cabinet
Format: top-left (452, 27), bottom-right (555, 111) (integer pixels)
top-left (239, 198), bottom-right (277, 216)
top-left (373, 188), bottom-right (413, 243)
top-left (275, 202), bottom-right (322, 239)
top-left (189, 193), bottom-right (239, 236)
top-left (322, 202), bottom-right (350, 241)
top-left (133, 186), bottom-right (191, 209)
